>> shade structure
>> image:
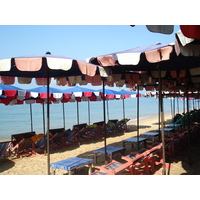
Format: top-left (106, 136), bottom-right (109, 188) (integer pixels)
top-left (62, 86), bottom-right (95, 98)
top-left (0, 53), bottom-right (102, 175)
top-left (26, 86), bottom-right (64, 99)
top-left (0, 83), bottom-right (26, 101)
top-left (95, 88), bottom-right (122, 99)
top-left (0, 53), bottom-right (102, 86)
top-left (87, 39), bottom-right (200, 174)
top-left (87, 41), bottom-right (200, 91)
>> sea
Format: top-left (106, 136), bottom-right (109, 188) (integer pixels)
top-left (0, 96), bottom-right (194, 141)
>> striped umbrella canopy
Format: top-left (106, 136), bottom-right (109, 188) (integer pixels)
top-left (131, 25), bottom-right (200, 39)
top-left (0, 53), bottom-right (102, 175)
top-left (0, 83), bottom-right (27, 104)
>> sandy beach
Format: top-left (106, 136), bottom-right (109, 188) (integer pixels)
top-left (0, 114), bottom-right (200, 175)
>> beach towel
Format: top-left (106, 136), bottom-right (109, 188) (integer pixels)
top-left (31, 134), bottom-right (44, 143)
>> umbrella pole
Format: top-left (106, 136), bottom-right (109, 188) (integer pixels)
top-left (102, 78), bottom-right (108, 164)
top-left (29, 104), bottom-right (33, 132)
top-left (46, 71), bottom-right (51, 175)
top-left (88, 98), bottom-right (90, 125)
top-left (177, 94), bottom-right (179, 114)
top-left (137, 84), bottom-right (140, 150)
top-left (122, 98), bottom-right (125, 119)
top-left (42, 101), bottom-right (46, 155)
top-left (186, 83), bottom-right (192, 166)
top-left (170, 98), bottom-right (173, 119)
top-left (62, 103), bottom-right (65, 130)
top-left (158, 66), bottom-right (166, 175)
top-left (77, 100), bottom-right (81, 146)
top-left (106, 99), bottom-right (109, 121)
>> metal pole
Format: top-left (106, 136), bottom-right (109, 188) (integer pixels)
top-left (106, 99), bottom-right (109, 121)
top-left (186, 83), bottom-right (192, 165)
top-left (102, 78), bottom-right (108, 164)
top-left (62, 103), bottom-right (65, 130)
top-left (88, 98), bottom-right (90, 125)
top-left (177, 94), bottom-right (179, 114)
top-left (122, 98), bottom-right (125, 119)
top-left (77, 100), bottom-right (81, 146)
top-left (158, 66), bottom-right (166, 175)
top-left (170, 98), bottom-right (173, 119)
top-left (46, 71), bottom-right (50, 175)
top-left (29, 104), bottom-right (33, 132)
top-left (137, 84), bottom-right (140, 150)
top-left (42, 101), bottom-right (46, 155)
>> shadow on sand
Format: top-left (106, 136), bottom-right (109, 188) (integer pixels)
top-left (0, 158), bottom-right (15, 173)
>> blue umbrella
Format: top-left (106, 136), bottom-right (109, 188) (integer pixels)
top-left (27, 86), bottom-right (63, 94)
top-left (63, 85), bottom-right (95, 94)
top-left (0, 83), bottom-right (24, 91)
top-left (96, 88), bottom-right (121, 96)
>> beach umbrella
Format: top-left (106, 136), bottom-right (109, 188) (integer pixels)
top-left (87, 42), bottom-right (198, 174)
top-left (0, 83), bottom-right (27, 101)
top-left (131, 25), bottom-right (200, 39)
top-left (0, 52), bottom-right (101, 175)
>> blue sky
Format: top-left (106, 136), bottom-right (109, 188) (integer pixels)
top-left (0, 25), bottom-right (180, 89)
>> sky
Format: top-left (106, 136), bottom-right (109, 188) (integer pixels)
top-left (0, 25), bottom-right (180, 89)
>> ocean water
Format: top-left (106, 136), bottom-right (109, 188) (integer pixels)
top-left (0, 97), bottom-right (193, 141)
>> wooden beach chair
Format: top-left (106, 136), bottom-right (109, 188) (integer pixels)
top-left (49, 129), bottom-right (71, 150)
top-left (122, 148), bottom-right (150, 175)
top-left (11, 138), bottom-right (35, 158)
top-left (90, 160), bottom-right (133, 175)
top-left (34, 136), bottom-right (45, 154)
top-left (63, 128), bottom-right (86, 147)
top-left (80, 124), bottom-right (103, 141)
top-left (11, 131), bottom-right (36, 146)
top-left (116, 118), bottom-right (130, 132)
top-left (0, 140), bottom-right (12, 158)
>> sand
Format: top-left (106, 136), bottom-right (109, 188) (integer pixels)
top-left (0, 114), bottom-right (200, 175)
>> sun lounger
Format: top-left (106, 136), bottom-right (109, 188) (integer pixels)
top-left (49, 128), bottom-right (65, 135)
top-left (122, 148), bottom-right (150, 175)
top-left (34, 136), bottom-right (45, 154)
top-left (99, 160), bottom-right (133, 175)
top-left (49, 129), bottom-right (71, 150)
top-left (116, 118), bottom-right (130, 132)
top-left (63, 128), bottom-right (86, 146)
top-left (11, 131), bottom-right (36, 146)
top-left (108, 119), bottom-right (119, 132)
top-left (11, 138), bottom-right (35, 158)
top-left (73, 123), bottom-right (87, 130)
top-left (90, 170), bottom-right (108, 175)
top-left (81, 124), bottom-right (104, 140)
top-left (90, 160), bottom-right (133, 175)
top-left (0, 140), bottom-right (12, 158)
